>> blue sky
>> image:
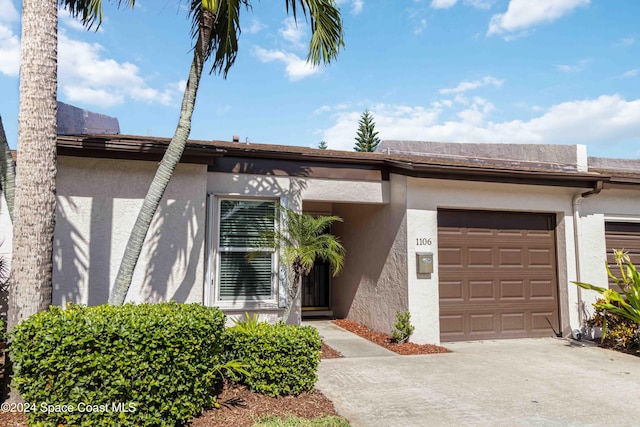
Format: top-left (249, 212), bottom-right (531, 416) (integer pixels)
top-left (0, 0), bottom-right (639, 158)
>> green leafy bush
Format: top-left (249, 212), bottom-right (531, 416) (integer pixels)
top-left (11, 302), bottom-right (226, 426)
top-left (391, 311), bottom-right (415, 344)
top-left (225, 322), bottom-right (321, 397)
top-left (574, 249), bottom-right (640, 338)
top-left (587, 298), bottom-right (640, 351)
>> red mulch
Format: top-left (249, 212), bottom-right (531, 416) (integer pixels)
top-left (0, 342), bottom-right (343, 427)
top-left (321, 341), bottom-right (343, 359)
top-left (332, 318), bottom-right (450, 355)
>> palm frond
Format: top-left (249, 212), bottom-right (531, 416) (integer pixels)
top-left (189, 0), bottom-right (251, 77)
top-left (302, 0), bottom-right (344, 65)
top-left (269, 206), bottom-right (345, 278)
top-left (60, 0), bottom-right (136, 30)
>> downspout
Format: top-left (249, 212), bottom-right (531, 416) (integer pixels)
top-left (572, 180), bottom-right (603, 329)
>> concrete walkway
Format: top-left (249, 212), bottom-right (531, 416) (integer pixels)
top-left (303, 320), bottom-right (396, 358)
top-left (313, 336), bottom-right (640, 427)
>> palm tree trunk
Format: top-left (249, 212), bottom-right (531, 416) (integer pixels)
top-left (282, 264), bottom-right (302, 324)
top-left (109, 8), bottom-right (215, 305)
top-left (0, 116), bottom-right (16, 222)
top-left (7, 0), bottom-right (58, 331)
top-left (5, 0), bottom-right (58, 404)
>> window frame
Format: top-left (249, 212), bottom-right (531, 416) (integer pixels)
top-left (207, 195), bottom-right (280, 308)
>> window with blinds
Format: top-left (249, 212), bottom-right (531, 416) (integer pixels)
top-left (217, 199), bottom-right (276, 301)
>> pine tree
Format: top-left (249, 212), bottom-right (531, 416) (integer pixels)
top-left (354, 109), bottom-right (381, 152)
top-left (318, 140), bottom-right (328, 149)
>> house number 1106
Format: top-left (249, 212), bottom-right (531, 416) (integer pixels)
top-left (416, 238), bottom-right (432, 246)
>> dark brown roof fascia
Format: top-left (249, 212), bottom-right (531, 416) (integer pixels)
top-left (388, 160), bottom-right (608, 189)
top-left (56, 134), bottom-right (615, 189)
top-left (56, 135), bottom-right (225, 164)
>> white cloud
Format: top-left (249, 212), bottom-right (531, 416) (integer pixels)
top-left (58, 7), bottom-right (92, 31)
top-left (336, 0), bottom-right (364, 15)
top-left (58, 33), bottom-right (183, 108)
top-left (352, 0), bottom-right (364, 14)
top-left (0, 0), bottom-right (20, 76)
top-left (414, 19), bottom-right (427, 35)
top-left (621, 68), bottom-right (640, 78)
top-left (279, 17), bottom-right (306, 48)
top-left (554, 59), bottom-right (589, 73)
top-left (0, 0), bottom-right (18, 24)
top-left (246, 18), bottom-right (266, 35)
top-left (320, 95), bottom-right (640, 151)
top-left (253, 46), bottom-right (320, 81)
top-left (488, 0), bottom-right (590, 38)
top-left (431, 0), bottom-right (457, 9)
top-left (614, 36), bottom-right (636, 48)
top-left (465, 0), bottom-right (495, 9)
top-left (439, 76), bottom-right (503, 94)
top-left (431, 0), bottom-right (494, 10)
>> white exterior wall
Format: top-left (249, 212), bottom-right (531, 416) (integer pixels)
top-left (405, 178), bottom-right (582, 344)
top-left (206, 172), bottom-right (389, 324)
top-left (577, 189), bottom-right (640, 320)
top-left (54, 156), bottom-right (208, 306)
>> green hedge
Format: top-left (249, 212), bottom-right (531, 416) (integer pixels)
top-left (11, 302), bottom-right (226, 427)
top-left (225, 322), bottom-right (321, 397)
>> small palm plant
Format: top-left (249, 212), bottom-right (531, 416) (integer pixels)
top-left (263, 206), bottom-right (345, 322)
top-left (574, 249), bottom-right (640, 339)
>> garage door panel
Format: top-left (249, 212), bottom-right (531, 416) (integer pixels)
top-left (499, 248), bottom-right (524, 266)
top-left (440, 315), bottom-right (464, 335)
top-left (500, 280), bottom-right (526, 299)
top-left (439, 247), bottom-right (463, 267)
top-left (605, 222), bottom-right (640, 291)
top-left (529, 248), bottom-right (554, 267)
top-left (469, 280), bottom-right (494, 300)
top-left (530, 279), bottom-right (556, 299)
top-left (531, 312), bottom-right (556, 332)
top-left (439, 280), bottom-right (464, 300)
top-left (501, 313), bottom-right (525, 331)
top-left (438, 209), bottom-right (559, 342)
top-left (468, 248), bottom-right (493, 266)
top-left (469, 314), bottom-right (495, 333)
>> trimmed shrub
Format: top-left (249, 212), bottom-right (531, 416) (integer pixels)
top-left (391, 311), bottom-right (415, 344)
top-left (225, 322), bottom-right (321, 397)
top-left (10, 302), bottom-right (226, 426)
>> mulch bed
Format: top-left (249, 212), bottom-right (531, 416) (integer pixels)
top-left (332, 318), bottom-right (450, 355)
top-left (189, 383), bottom-right (340, 426)
top-left (0, 383), bottom-right (341, 427)
top-left (321, 341), bottom-right (343, 359)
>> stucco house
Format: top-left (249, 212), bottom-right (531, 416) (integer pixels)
top-left (2, 132), bottom-right (640, 345)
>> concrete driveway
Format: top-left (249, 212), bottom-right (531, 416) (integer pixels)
top-left (316, 338), bottom-right (640, 427)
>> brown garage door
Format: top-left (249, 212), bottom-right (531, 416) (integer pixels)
top-left (438, 209), bottom-right (560, 342)
top-left (605, 222), bottom-right (640, 291)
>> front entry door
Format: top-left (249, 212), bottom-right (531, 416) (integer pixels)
top-left (302, 258), bottom-right (331, 309)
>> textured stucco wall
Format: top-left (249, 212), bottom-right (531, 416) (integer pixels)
top-left (54, 156), bottom-right (208, 306)
top-left (406, 178), bottom-right (580, 343)
top-left (300, 178), bottom-right (389, 204)
top-left (331, 174), bottom-right (408, 336)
